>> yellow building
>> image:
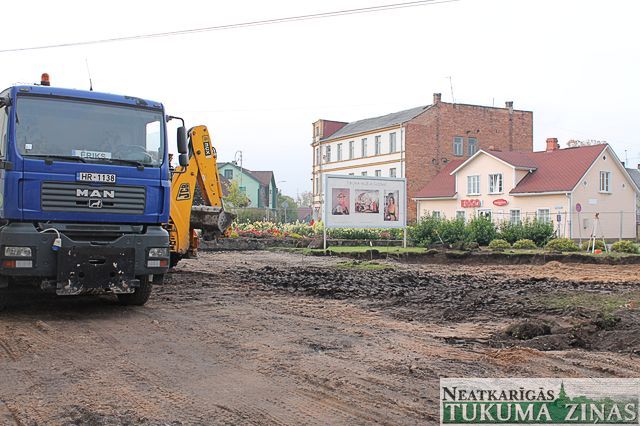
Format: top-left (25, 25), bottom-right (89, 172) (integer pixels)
top-left (413, 139), bottom-right (639, 240)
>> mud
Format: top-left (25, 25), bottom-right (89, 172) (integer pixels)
top-left (1, 251), bottom-right (640, 425)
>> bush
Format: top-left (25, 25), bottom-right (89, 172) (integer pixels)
top-left (409, 216), bottom-right (442, 247)
top-left (437, 219), bottom-right (469, 245)
top-left (498, 221), bottom-right (524, 244)
top-left (582, 239), bottom-right (606, 252)
top-left (467, 216), bottom-right (497, 246)
top-left (489, 239), bottom-right (511, 251)
top-left (498, 219), bottom-right (554, 246)
top-left (611, 240), bottom-right (638, 254)
top-left (463, 241), bottom-right (480, 251)
top-left (513, 239), bottom-right (537, 250)
top-left (522, 219), bottom-right (554, 247)
top-left (545, 238), bottom-right (579, 252)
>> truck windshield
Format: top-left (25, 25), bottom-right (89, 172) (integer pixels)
top-left (15, 96), bottom-right (165, 166)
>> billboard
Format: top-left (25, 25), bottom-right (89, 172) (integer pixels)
top-left (323, 175), bottom-right (406, 229)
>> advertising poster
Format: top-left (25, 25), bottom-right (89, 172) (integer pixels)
top-left (324, 175), bottom-right (406, 229)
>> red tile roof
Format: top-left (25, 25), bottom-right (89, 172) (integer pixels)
top-left (413, 144), bottom-right (608, 198)
top-left (414, 159), bottom-right (465, 198)
top-left (509, 144), bottom-right (606, 194)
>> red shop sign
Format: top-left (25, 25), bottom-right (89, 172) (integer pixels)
top-left (493, 199), bottom-right (508, 207)
top-left (461, 199), bottom-right (481, 208)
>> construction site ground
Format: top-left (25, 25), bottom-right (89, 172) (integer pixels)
top-left (1, 250), bottom-right (640, 425)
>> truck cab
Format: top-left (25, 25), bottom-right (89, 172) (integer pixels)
top-left (0, 81), bottom-right (172, 305)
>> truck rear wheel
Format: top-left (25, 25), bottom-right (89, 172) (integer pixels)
top-left (117, 275), bottom-right (162, 306)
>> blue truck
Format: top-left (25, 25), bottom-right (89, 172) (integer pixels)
top-left (0, 75), bottom-right (188, 305)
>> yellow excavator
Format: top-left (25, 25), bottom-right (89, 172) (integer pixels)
top-left (167, 125), bottom-right (235, 267)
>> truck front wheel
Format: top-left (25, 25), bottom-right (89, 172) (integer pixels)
top-left (117, 275), bottom-right (162, 306)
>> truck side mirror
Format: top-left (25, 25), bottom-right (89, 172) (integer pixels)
top-left (177, 126), bottom-right (188, 154)
top-left (179, 153), bottom-right (189, 167)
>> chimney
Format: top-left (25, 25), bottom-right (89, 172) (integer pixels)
top-left (433, 93), bottom-right (442, 104)
top-left (546, 137), bottom-right (560, 152)
top-left (505, 101), bottom-right (513, 114)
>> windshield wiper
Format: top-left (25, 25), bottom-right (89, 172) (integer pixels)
top-left (101, 158), bottom-right (146, 170)
top-left (27, 154), bottom-right (86, 163)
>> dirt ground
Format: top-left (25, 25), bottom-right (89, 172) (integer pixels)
top-left (1, 251), bottom-right (640, 425)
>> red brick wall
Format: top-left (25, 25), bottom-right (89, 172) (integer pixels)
top-left (404, 102), bottom-right (533, 222)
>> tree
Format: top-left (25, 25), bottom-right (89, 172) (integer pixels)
top-left (296, 191), bottom-right (313, 208)
top-left (223, 180), bottom-right (250, 208)
top-left (276, 192), bottom-right (298, 223)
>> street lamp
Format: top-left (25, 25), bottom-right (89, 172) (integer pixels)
top-left (234, 150), bottom-right (243, 191)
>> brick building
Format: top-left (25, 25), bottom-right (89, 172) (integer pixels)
top-left (311, 93), bottom-right (533, 221)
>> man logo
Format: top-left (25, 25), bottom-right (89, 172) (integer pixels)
top-left (176, 183), bottom-right (191, 201)
top-left (76, 189), bottom-right (115, 198)
top-left (88, 199), bottom-right (103, 209)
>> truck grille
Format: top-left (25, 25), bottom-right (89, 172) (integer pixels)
top-left (41, 182), bottom-right (146, 214)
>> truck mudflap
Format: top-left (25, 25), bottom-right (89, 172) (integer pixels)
top-left (53, 246), bottom-right (139, 295)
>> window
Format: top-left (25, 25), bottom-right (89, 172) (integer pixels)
top-left (315, 147), bottom-right (320, 165)
top-left (348, 141), bottom-right (354, 159)
top-left (432, 211), bottom-right (441, 219)
top-left (361, 171), bottom-right (368, 176)
top-left (315, 126), bottom-right (319, 137)
top-left (375, 169), bottom-right (382, 177)
top-left (453, 136), bottom-right (464, 156)
top-left (325, 145), bottom-right (331, 162)
top-left (361, 138), bottom-right (368, 157)
top-left (375, 135), bottom-right (381, 155)
top-left (537, 209), bottom-right (550, 223)
top-left (489, 173), bottom-right (503, 193)
top-left (224, 169), bottom-right (233, 179)
top-left (337, 143), bottom-right (343, 161)
top-left (348, 173), bottom-right (355, 176)
top-left (389, 167), bottom-right (397, 178)
top-left (600, 171), bottom-right (611, 192)
top-left (510, 209), bottom-right (521, 225)
top-left (467, 175), bottom-right (480, 195)
top-left (478, 209), bottom-right (492, 220)
top-left (0, 105), bottom-right (7, 158)
top-left (468, 137), bottom-right (478, 156)
top-left (456, 210), bottom-right (466, 221)
top-left (389, 132), bottom-right (397, 153)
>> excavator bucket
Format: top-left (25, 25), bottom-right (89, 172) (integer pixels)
top-left (190, 205), bottom-right (236, 238)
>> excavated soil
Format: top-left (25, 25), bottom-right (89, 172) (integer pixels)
top-left (1, 251), bottom-right (640, 425)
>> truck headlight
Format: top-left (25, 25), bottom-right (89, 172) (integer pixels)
top-left (148, 247), bottom-right (169, 258)
top-left (4, 246), bottom-right (32, 257)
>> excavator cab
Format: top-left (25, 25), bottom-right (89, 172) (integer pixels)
top-left (167, 125), bottom-right (235, 267)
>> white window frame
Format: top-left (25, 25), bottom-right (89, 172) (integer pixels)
top-left (325, 145), bottom-right (331, 163)
top-left (361, 171), bottom-right (367, 176)
top-left (453, 136), bottom-right (464, 156)
top-left (599, 171), bottom-right (611, 193)
top-left (337, 143), bottom-right (343, 161)
top-left (467, 175), bottom-right (480, 195)
top-left (456, 210), bottom-right (466, 222)
top-left (432, 211), bottom-right (441, 219)
top-left (489, 173), bottom-right (503, 194)
top-left (509, 209), bottom-right (521, 225)
top-left (348, 141), bottom-right (354, 159)
top-left (537, 208), bottom-right (551, 223)
top-left (389, 132), bottom-right (397, 153)
top-left (374, 135), bottom-right (381, 155)
top-left (468, 137), bottom-right (478, 156)
top-left (361, 138), bottom-right (368, 157)
top-left (389, 167), bottom-right (397, 178)
top-left (478, 209), bottom-right (492, 220)
top-left (374, 169), bottom-right (382, 177)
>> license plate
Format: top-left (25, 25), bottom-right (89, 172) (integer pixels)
top-left (76, 172), bottom-right (116, 183)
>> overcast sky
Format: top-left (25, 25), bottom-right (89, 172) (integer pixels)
top-left (1, 0), bottom-right (638, 197)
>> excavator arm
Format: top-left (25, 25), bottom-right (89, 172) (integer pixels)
top-left (168, 125), bottom-right (235, 266)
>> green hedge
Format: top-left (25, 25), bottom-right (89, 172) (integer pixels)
top-left (497, 219), bottom-right (554, 246)
top-left (611, 240), bottom-right (638, 254)
top-left (489, 239), bottom-right (511, 251)
top-left (513, 239), bottom-right (537, 249)
top-left (545, 238), bottom-right (579, 252)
